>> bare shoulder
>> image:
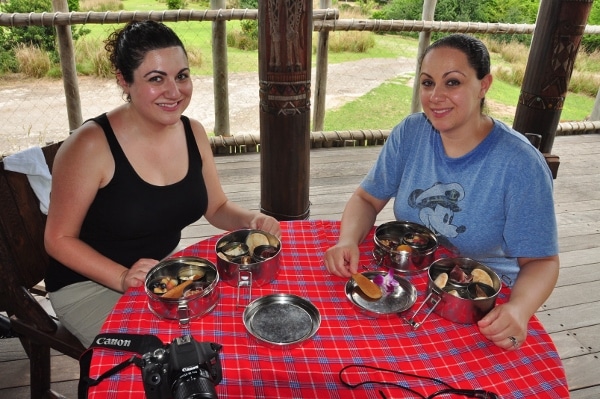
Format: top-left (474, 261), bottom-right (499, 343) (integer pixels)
top-left (186, 117), bottom-right (213, 153)
top-left (54, 120), bottom-right (112, 178)
top-left (187, 117), bottom-right (208, 140)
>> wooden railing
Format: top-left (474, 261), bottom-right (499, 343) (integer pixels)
top-left (1, 6), bottom-right (600, 153)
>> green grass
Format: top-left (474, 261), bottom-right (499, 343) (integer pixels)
top-left (322, 65), bottom-right (595, 131)
top-left (323, 75), bottom-right (414, 131)
top-left (76, 1), bottom-right (596, 130)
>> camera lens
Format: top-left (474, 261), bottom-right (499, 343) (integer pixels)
top-left (173, 376), bottom-right (218, 399)
top-left (149, 373), bottom-right (162, 385)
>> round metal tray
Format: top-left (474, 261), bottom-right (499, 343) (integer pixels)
top-left (345, 271), bottom-right (417, 318)
top-left (243, 293), bottom-right (320, 348)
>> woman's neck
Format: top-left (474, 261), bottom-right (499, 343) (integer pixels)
top-left (440, 115), bottom-right (493, 158)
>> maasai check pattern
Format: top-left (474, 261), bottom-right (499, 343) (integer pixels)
top-left (90, 220), bottom-right (568, 399)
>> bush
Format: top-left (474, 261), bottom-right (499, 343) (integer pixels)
top-left (227, 20), bottom-right (259, 51)
top-left (79, 0), bottom-right (123, 12)
top-left (327, 31), bottom-right (376, 53)
top-left (15, 44), bottom-right (52, 78)
top-left (75, 36), bottom-right (112, 77)
top-left (0, 48), bottom-right (19, 74)
top-left (167, 0), bottom-right (187, 10)
top-left (0, 0), bottom-right (88, 73)
top-left (0, 0), bottom-right (57, 56)
top-left (569, 70), bottom-right (600, 97)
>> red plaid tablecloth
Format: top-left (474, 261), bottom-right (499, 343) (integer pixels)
top-left (88, 220), bottom-right (568, 398)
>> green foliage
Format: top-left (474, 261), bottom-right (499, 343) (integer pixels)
top-left (227, 20), bottom-right (259, 51)
top-left (240, 0), bottom-right (257, 8)
top-left (0, 0), bottom-right (88, 73)
top-left (226, 0), bottom-right (258, 51)
top-left (0, 0), bottom-right (56, 54)
top-left (581, 1), bottom-right (600, 53)
top-left (166, 0), bottom-right (187, 10)
top-left (0, 48), bottom-right (19, 73)
top-left (374, 0), bottom-right (539, 44)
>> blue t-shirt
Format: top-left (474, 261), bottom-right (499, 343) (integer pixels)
top-left (361, 113), bottom-right (558, 285)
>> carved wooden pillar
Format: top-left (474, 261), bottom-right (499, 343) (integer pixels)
top-left (512, 0), bottom-right (592, 153)
top-left (258, 0), bottom-right (312, 220)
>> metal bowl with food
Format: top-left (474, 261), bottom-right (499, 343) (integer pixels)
top-left (345, 271), bottom-right (417, 318)
top-left (405, 257), bottom-right (501, 328)
top-left (215, 229), bottom-right (281, 305)
top-left (145, 257), bottom-right (219, 325)
top-left (373, 221), bottom-right (438, 274)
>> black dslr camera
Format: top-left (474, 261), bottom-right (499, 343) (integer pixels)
top-left (141, 335), bottom-right (223, 399)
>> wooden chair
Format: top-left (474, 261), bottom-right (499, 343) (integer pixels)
top-left (523, 133), bottom-right (560, 179)
top-left (0, 142), bottom-right (86, 399)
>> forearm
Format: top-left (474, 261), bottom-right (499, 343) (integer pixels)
top-left (45, 236), bottom-right (128, 292)
top-left (509, 255), bottom-right (560, 319)
top-left (338, 194), bottom-right (380, 246)
top-left (204, 199), bottom-right (258, 231)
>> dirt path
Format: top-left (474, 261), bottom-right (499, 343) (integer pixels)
top-left (1, 57), bottom-right (415, 156)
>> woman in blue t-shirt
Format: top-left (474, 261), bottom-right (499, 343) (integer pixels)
top-left (324, 34), bottom-right (559, 351)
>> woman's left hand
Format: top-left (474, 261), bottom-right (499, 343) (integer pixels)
top-left (249, 213), bottom-right (281, 238)
top-left (477, 302), bottom-right (529, 350)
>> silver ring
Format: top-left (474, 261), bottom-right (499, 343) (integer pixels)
top-left (508, 336), bottom-right (518, 348)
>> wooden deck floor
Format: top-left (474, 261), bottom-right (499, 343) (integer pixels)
top-left (1, 133), bottom-right (599, 398)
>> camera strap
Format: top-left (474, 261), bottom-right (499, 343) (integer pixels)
top-left (78, 332), bottom-right (165, 399)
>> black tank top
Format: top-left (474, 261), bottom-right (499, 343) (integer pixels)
top-left (46, 114), bottom-right (208, 292)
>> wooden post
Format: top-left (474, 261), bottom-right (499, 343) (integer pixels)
top-left (259, 0), bottom-right (312, 220)
top-left (590, 88), bottom-right (600, 121)
top-left (312, 0), bottom-right (332, 133)
top-left (512, 0), bottom-right (593, 153)
top-left (211, 0), bottom-right (230, 137)
top-left (52, 0), bottom-right (82, 131)
top-left (411, 0), bottom-right (437, 114)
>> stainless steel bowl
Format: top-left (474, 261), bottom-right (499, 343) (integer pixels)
top-left (373, 221), bottom-right (438, 274)
top-left (215, 229), bottom-right (281, 305)
top-left (405, 257), bottom-right (501, 328)
top-left (243, 293), bottom-right (320, 348)
top-left (345, 271), bottom-right (417, 318)
top-left (145, 257), bottom-right (219, 325)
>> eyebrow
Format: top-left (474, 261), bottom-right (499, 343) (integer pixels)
top-left (143, 67), bottom-right (190, 78)
top-left (420, 70), bottom-right (466, 79)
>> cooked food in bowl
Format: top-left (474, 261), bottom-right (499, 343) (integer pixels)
top-left (215, 229), bottom-right (281, 288)
top-left (144, 257), bottom-right (220, 324)
top-left (373, 221), bottom-right (438, 274)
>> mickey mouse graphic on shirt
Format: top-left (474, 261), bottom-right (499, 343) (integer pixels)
top-left (408, 182), bottom-right (467, 238)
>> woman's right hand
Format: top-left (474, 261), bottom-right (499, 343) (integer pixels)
top-left (324, 241), bottom-right (360, 278)
top-left (119, 258), bottom-right (159, 292)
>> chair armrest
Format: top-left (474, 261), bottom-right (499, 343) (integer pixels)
top-left (544, 153), bottom-right (560, 179)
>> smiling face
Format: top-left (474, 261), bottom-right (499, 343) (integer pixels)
top-left (119, 46), bottom-right (192, 127)
top-left (419, 47), bottom-right (492, 137)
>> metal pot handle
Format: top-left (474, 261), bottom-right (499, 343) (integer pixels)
top-left (236, 269), bottom-right (253, 307)
top-left (178, 304), bottom-right (190, 326)
top-left (403, 291), bottom-right (441, 329)
top-left (372, 247), bottom-right (386, 266)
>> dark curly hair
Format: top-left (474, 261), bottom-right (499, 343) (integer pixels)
top-left (104, 20), bottom-right (187, 85)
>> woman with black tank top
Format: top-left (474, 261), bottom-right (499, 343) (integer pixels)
top-left (44, 21), bottom-right (280, 348)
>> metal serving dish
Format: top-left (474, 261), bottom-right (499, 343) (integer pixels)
top-left (345, 271), bottom-right (417, 318)
top-left (145, 257), bottom-right (219, 325)
top-left (243, 294), bottom-right (320, 348)
top-left (373, 221), bottom-right (438, 274)
top-left (405, 257), bottom-right (501, 328)
top-left (215, 229), bottom-right (281, 305)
